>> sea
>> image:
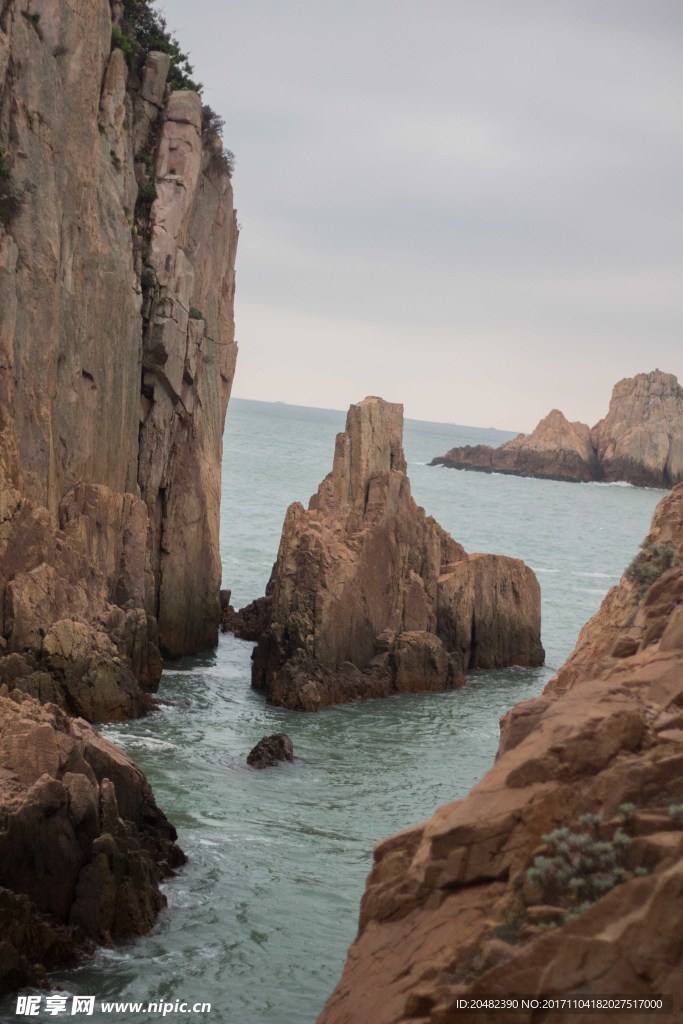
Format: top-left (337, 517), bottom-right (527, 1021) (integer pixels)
top-left (6, 398), bottom-right (666, 1024)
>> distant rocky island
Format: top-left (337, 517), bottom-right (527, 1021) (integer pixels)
top-left (228, 397), bottom-right (544, 710)
top-left (431, 370), bottom-right (683, 489)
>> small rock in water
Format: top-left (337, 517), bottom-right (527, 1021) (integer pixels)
top-left (247, 733), bottom-right (294, 769)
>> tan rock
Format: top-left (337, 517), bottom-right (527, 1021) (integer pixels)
top-left (432, 408), bottom-right (597, 482)
top-left (592, 370), bottom-right (683, 487)
top-left (318, 483), bottom-right (683, 1024)
top-left (251, 397), bottom-right (543, 710)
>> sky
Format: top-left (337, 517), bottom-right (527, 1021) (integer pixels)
top-left (159, 0), bottom-right (682, 432)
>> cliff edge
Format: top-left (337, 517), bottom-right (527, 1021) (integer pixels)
top-left (431, 370), bottom-right (683, 489)
top-left (0, 0), bottom-right (238, 718)
top-left (318, 484), bottom-right (683, 1024)
top-left (246, 397), bottom-right (544, 710)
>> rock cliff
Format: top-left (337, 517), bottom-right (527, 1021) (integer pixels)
top-left (0, 689), bottom-right (184, 993)
top-left (248, 397), bottom-right (544, 710)
top-left (0, 0), bottom-right (238, 713)
top-left (318, 484), bottom-right (683, 1024)
top-left (431, 371), bottom-right (683, 489)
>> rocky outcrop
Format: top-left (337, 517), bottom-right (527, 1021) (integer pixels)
top-left (0, 690), bottom-right (184, 993)
top-left (249, 397), bottom-right (544, 710)
top-left (431, 370), bottom-right (683, 489)
top-left (220, 588), bottom-right (269, 641)
top-left (0, 0), bottom-right (238, 715)
top-left (592, 371), bottom-right (683, 488)
top-left (0, 484), bottom-right (161, 721)
top-left (318, 484), bottom-right (683, 1024)
top-left (247, 733), bottom-right (294, 769)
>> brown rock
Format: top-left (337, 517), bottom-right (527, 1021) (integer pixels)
top-left (252, 397), bottom-right (543, 710)
top-left (0, 692), bottom-right (184, 992)
top-left (431, 370), bottom-right (683, 489)
top-left (318, 483), bottom-right (683, 1024)
top-left (247, 733), bottom-right (294, 769)
top-left (220, 589), bottom-right (272, 641)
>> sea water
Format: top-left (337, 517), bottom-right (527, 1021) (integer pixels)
top-left (15, 399), bottom-right (665, 1023)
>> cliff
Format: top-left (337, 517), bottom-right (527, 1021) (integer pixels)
top-left (0, 0), bottom-right (238, 716)
top-left (431, 371), bottom-right (683, 489)
top-left (0, 0), bottom-right (236, 989)
top-left (248, 397), bottom-right (544, 710)
top-left (318, 484), bottom-right (683, 1024)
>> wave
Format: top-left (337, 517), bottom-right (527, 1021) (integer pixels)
top-left (580, 480), bottom-right (634, 488)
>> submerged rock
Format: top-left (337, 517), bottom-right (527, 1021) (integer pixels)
top-left (251, 397), bottom-right (544, 710)
top-left (431, 370), bottom-right (683, 488)
top-left (318, 484), bottom-right (683, 1024)
top-left (247, 733), bottom-right (294, 769)
top-left (0, 691), bottom-right (185, 993)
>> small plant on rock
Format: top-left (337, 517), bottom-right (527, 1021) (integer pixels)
top-left (0, 149), bottom-right (24, 227)
top-left (139, 182), bottom-right (157, 204)
top-left (111, 26), bottom-right (137, 71)
top-left (526, 809), bottom-right (640, 923)
top-left (625, 540), bottom-right (681, 599)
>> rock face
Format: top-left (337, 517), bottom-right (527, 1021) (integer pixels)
top-left (250, 397), bottom-right (544, 710)
top-left (318, 484), bottom-right (683, 1024)
top-left (0, 690), bottom-right (185, 993)
top-left (0, 0), bottom-right (238, 714)
top-left (431, 370), bottom-right (683, 489)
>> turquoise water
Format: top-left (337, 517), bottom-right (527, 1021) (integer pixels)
top-left (14, 399), bottom-right (664, 1023)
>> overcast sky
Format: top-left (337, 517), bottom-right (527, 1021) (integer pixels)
top-left (160, 0), bottom-right (682, 431)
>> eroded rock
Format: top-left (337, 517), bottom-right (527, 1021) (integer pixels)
top-left (0, 692), bottom-right (184, 992)
top-left (0, 486), bottom-right (158, 721)
top-left (251, 397), bottom-right (544, 710)
top-left (432, 370), bottom-right (683, 489)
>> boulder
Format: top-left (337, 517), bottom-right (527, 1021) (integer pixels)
top-left (0, 691), bottom-right (184, 992)
top-left (431, 370), bottom-right (683, 489)
top-left (247, 733), bottom-right (294, 769)
top-left (317, 483), bottom-right (683, 1024)
top-left (251, 397), bottom-right (544, 710)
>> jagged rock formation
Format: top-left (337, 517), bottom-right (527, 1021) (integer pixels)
top-left (248, 397), bottom-right (544, 711)
top-left (318, 484), bottom-right (683, 1024)
top-left (0, 0), bottom-right (238, 716)
top-left (431, 370), bottom-right (683, 489)
top-left (0, 689), bottom-right (185, 993)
